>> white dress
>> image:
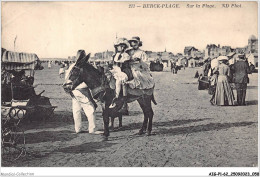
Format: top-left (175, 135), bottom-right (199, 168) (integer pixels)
top-left (110, 53), bottom-right (129, 82)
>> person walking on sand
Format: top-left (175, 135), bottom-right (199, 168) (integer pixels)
top-left (212, 56), bottom-right (235, 106)
top-left (59, 64), bottom-right (65, 78)
top-left (209, 67), bottom-right (218, 105)
top-left (48, 60), bottom-right (51, 69)
top-left (233, 54), bottom-right (250, 106)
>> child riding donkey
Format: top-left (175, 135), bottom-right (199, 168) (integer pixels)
top-left (109, 36), bottom-right (155, 109)
top-left (109, 38), bottom-right (133, 109)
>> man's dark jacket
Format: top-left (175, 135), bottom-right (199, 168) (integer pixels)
top-left (233, 60), bottom-right (250, 83)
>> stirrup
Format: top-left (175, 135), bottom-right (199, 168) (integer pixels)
top-left (109, 103), bottom-right (116, 109)
top-left (109, 98), bottom-right (117, 108)
top-left (125, 79), bottom-right (134, 85)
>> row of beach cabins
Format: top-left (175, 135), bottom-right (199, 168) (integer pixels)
top-left (32, 53), bottom-right (260, 70)
top-left (2, 47), bottom-right (257, 71)
top-left (153, 52), bottom-right (258, 69)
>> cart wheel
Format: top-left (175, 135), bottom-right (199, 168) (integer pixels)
top-left (1, 124), bottom-right (26, 162)
top-left (8, 107), bottom-right (17, 119)
top-left (16, 109), bottom-right (26, 124)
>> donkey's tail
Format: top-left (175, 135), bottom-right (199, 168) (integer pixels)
top-left (152, 94), bottom-right (157, 105)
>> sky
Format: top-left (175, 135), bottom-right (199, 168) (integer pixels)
top-left (1, 1), bottom-right (258, 58)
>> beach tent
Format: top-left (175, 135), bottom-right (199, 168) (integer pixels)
top-left (1, 48), bottom-right (40, 71)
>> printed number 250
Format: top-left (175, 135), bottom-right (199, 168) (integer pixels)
top-left (129, 4), bottom-right (135, 8)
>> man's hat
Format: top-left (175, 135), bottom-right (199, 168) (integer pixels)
top-left (217, 56), bottom-right (228, 61)
top-left (75, 50), bottom-right (90, 65)
top-left (128, 36), bottom-right (142, 46)
top-left (76, 50), bottom-right (87, 60)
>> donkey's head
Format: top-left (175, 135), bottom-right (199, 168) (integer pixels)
top-left (63, 50), bottom-right (104, 99)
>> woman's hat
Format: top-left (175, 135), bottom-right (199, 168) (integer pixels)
top-left (128, 36), bottom-right (142, 46)
top-left (217, 56), bottom-right (228, 61)
top-left (114, 38), bottom-right (130, 48)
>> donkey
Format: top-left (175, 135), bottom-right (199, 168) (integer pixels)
top-left (63, 53), bottom-right (156, 138)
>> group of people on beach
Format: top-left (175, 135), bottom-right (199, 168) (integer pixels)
top-left (207, 54), bottom-right (251, 106)
top-left (63, 36), bottom-right (254, 136)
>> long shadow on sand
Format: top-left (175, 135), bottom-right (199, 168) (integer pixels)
top-left (21, 110), bottom-right (144, 132)
top-left (115, 118), bottom-right (211, 132)
top-left (156, 121), bottom-right (256, 136)
top-left (1, 140), bottom-right (117, 167)
top-left (25, 130), bottom-right (77, 144)
top-left (19, 111), bottom-right (74, 131)
top-left (56, 141), bottom-right (116, 154)
top-left (128, 111), bottom-right (143, 116)
top-left (246, 100), bottom-right (258, 106)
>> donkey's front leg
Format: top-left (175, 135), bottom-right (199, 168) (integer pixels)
top-left (110, 117), bottom-right (115, 131)
top-left (103, 109), bottom-right (110, 137)
top-left (139, 115), bottom-right (148, 135)
top-left (137, 98), bottom-right (148, 135)
top-left (118, 114), bottom-right (123, 128)
top-left (147, 109), bottom-right (154, 136)
top-left (146, 97), bottom-right (154, 136)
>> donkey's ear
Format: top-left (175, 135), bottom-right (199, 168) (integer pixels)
top-left (76, 53), bottom-right (91, 66)
top-left (81, 53), bottom-right (90, 64)
top-left (85, 53), bottom-right (91, 62)
top-left (75, 56), bottom-right (83, 66)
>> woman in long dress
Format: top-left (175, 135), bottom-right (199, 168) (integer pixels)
top-left (213, 56), bottom-right (235, 106)
top-left (126, 36), bottom-right (155, 89)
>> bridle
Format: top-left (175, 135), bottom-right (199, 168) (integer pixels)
top-left (63, 64), bottom-right (83, 96)
top-left (63, 63), bottom-right (107, 103)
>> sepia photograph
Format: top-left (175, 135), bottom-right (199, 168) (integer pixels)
top-left (1, 1), bottom-right (259, 176)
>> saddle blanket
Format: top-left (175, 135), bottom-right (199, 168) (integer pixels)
top-left (108, 75), bottom-right (154, 96)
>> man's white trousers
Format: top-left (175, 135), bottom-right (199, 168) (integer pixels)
top-left (72, 90), bottom-right (96, 133)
